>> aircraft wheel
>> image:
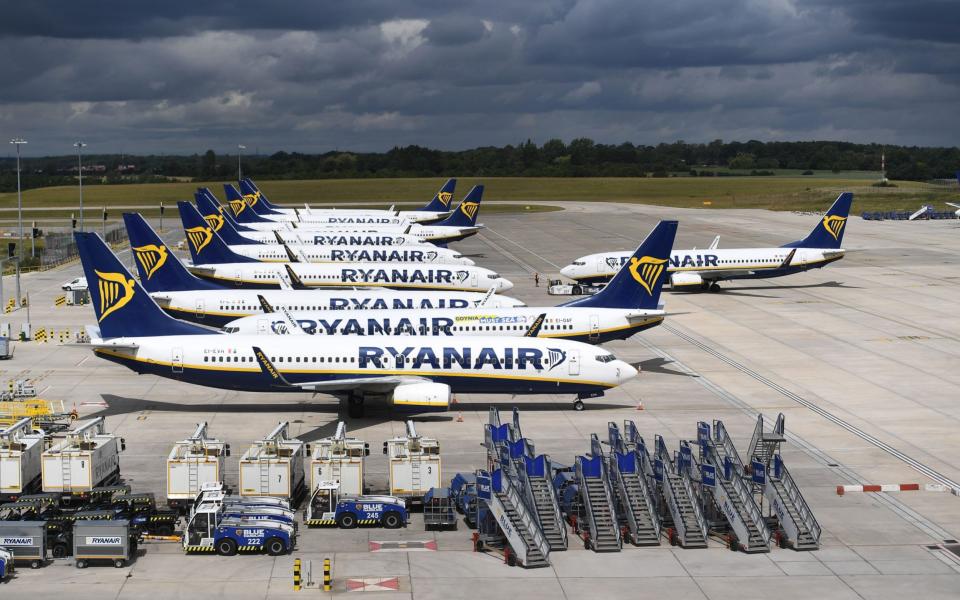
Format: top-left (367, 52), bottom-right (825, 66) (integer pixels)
top-left (710, 283), bottom-right (722, 292)
top-left (347, 396), bottom-right (365, 419)
top-left (573, 400), bottom-right (585, 411)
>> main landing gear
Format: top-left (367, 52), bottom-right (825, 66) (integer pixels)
top-left (700, 281), bottom-right (723, 293)
top-left (346, 394), bottom-right (366, 418)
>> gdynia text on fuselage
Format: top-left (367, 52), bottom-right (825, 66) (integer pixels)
top-left (75, 232), bottom-right (635, 415)
top-left (212, 184), bottom-right (487, 244)
top-left (560, 193), bottom-right (852, 291)
top-left (175, 201), bottom-right (472, 265)
top-left (232, 178), bottom-right (455, 224)
top-left (124, 214), bottom-right (523, 328)
top-left (224, 220), bottom-right (679, 345)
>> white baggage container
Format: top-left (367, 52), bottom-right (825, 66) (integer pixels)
top-left (384, 421), bottom-right (441, 501)
top-left (238, 422), bottom-right (305, 504)
top-left (166, 422), bottom-right (230, 510)
top-left (41, 418), bottom-right (123, 493)
top-left (0, 418), bottom-right (44, 499)
top-left (309, 422), bottom-right (368, 496)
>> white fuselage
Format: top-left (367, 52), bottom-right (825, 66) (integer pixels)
top-left (263, 207), bottom-right (449, 223)
top-left (223, 306), bottom-right (665, 344)
top-left (150, 288), bottom-right (526, 326)
top-left (234, 221), bottom-right (480, 243)
top-left (230, 231), bottom-right (432, 247)
top-left (187, 262), bottom-right (513, 293)
top-left (261, 214), bottom-right (411, 226)
top-left (92, 334), bottom-right (637, 398)
top-left (561, 247), bottom-right (845, 284)
top-left (223, 244), bottom-right (474, 266)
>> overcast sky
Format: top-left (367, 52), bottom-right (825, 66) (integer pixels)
top-left (1, 1), bottom-right (957, 155)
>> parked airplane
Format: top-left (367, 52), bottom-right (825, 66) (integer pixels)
top-left (124, 213), bottom-right (523, 327)
top-left (559, 193), bottom-right (852, 292)
top-left (223, 185), bottom-right (486, 244)
top-left (177, 202), bottom-right (473, 265)
top-left (76, 232), bottom-right (635, 416)
top-left (224, 221), bottom-right (677, 344)
top-left (237, 178), bottom-right (454, 224)
top-left (195, 190), bottom-right (431, 246)
top-left (177, 205), bottom-right (511, 292)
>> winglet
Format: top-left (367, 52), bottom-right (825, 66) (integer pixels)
top-left (252, 346), bottom-right (294, 387)
top-left (523, 313), bottom-right (547, 337)
top-left (283, 264), bottom-right (308, 290)
top-left (778, 248), bottom-right (797, 269)
top-left (257, 295), bottom-right (275, 313)
top-left (474, 286), bottom-right (497, 308)
top-left (282, 243), bottom-right (300, 263)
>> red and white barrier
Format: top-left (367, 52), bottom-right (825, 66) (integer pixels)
top-left (836, 483), bottom-right (949, 495)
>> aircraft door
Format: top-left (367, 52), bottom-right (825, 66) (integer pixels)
top-left (235, 271), bottom-right (243, 287)
top-left (598, 257), bottom-right (607, 275)
top-left (471, 271), bottom-right (478, 288)
top-left (568, 350), bottom-right (580, 376)
top-left (172, 347), bottom-right (184, 374)
top-left (257, 319), bottom-right (268, 334)
top-left (589, 315), bottom-right (600, 341)
top-left (195, 299), bottom-right (205, 319)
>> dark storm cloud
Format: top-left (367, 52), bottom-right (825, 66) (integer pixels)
top-left (0, 0), bottom-right (957, 154)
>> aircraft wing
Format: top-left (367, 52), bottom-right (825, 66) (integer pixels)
top-left (252, 346), bottom-right (427, 392)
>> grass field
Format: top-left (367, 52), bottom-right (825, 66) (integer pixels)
top-left (0, 176), bottom-right (955, 217)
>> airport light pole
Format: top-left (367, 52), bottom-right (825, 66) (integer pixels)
top-left (237, 144), bottom-right (246, 181)
top-left (10, 137), bottom-right (26, 303)
top-left (74, 141), bottom-right (87, 231)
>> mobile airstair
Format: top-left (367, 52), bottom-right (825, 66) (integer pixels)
top-left (484, 468), bottom-right (551, 568)
top-left (654, 435), bottom-right (708, 548)
top-left (747, 414), bottom-right (821, 550)
top-left (698, 420), bottom-right (771, 553)
top-left (572, 435), bottom-right (621, 552)
top-left (606, 422), bottom-right (660, 545)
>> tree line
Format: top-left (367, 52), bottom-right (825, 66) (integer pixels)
top-left (2, 139), bottom-right (958, 192)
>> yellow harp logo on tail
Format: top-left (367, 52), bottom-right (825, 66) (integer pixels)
top-left (822, 215), bottom-right (846, 241)
top-left (132, 244), bottom-right (168, 280)
top-left (243, 191), bottom-right (261, 207)
top-left (437, 192), bottom-right (453, 207)
top-left (229, 199), bottom-right (247, 216)
top-left (459, 201), bottom-right (480, 220)
top-left (628, 256), bottom-right (668, 296)
top-left (203, 213), bottom-right (224, 232)
top-left (185, 226), bottom-right (213, 254)
top-left (95, 270), bottom-right (136, 322)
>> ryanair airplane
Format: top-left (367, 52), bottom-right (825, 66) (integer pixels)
top-left (175, 203), bottom-right (473, 265)
top-left (75, 232), bottom-right (635, 416)
top-left (219, 185), bottom-right (486, 244)
top-left (237, 178), bottom-right (455, 224)
top-left (125, 216), bottom-right (523, 327)
top-left (195, 190), bottom-right (430, 246)
top-left (560, 193), bottom-right (852, 292)
top-left (224, 221), bottom-right (677, 344)
top-left (176, 209), bottom-right (511, 292)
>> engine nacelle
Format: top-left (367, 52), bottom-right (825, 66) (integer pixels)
top-left (670, 272), bottom-right (703, 289)
top-left (390, 382), bottom-right (452, 410)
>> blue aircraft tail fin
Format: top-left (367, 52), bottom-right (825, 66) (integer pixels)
top-left (782, 192), bottom-right (852, 249)
top-left (122, 212), bottom-right (223, 292)
top-left (564, 220), bottom-right (677, 310)
top-left (418, 179), bottom-right (457, 212)
top-left (241, 178), bottom-right (282, 210)
top-left (237, 179), bottom-right (281, 215)
top-left (223, 184), bottom-right (269, 223)
top-left (74, 231), bottom-right (214, 337)
top-left (195, 190), bottom-right (254, 232)
top-left (189, 192), bottom-right (263, 245)
top-left (435, 185), bottom-right (483, 227)
top-left (178, 201), bottom-right (259, 264)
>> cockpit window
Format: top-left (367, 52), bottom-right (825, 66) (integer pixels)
top-left (595, 354), bottom-right (616, 363)
top-left (573, 261), bottom-right (586, 266)
top-left (487, 273), bottom-right (499, 279)
top-left (222, 326), bottom-right (239, 333)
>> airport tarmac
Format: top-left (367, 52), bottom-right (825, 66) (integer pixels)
top-left (2, 201), bottom-right (959, 599)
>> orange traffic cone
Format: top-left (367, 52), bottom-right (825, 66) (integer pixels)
top-left (636, 400), bottom-right (644, 411)
top-left (456, 412), bottom-right (464, 423)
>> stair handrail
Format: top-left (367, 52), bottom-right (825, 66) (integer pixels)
top-left (773, 457), bottom-right (821, 543)
top-left (541, 454), bottom-right (568, 547)
top-left (713, 420), bottom-right (745, 471)
top-left (500, 466), bottom-right (551, 563)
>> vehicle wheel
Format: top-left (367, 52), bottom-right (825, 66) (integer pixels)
top-left (155, 524), bottom-right (174, 537)
top-left (474, 539), bottom-right (484, 552)
top-left (382, 512), bottom-right (402, 529)
top-left (584, 538), bottom-right (592, 551)
top-left (216, 538), bottom-right (238, 557)
top-left (337, 512), bottom-right (358, 529)
top-left (573, 400), bottom-right (585, 411)
top-left (52, 543), bottom-right (69, 559)
top-left (265, 537), bottom-right (286, 556)
top-left (727, 534), bottom-right (738, 551)
top-left (710, 282), bottom-right (722, 293)
top-left (572, 285), bottom-right (582, 295)
top-left (506, 553), bottom-right (517, 567)
top-left (75, 560), bottom-right (87, 569)
top-left (114, 559), bottom-right (125, 568)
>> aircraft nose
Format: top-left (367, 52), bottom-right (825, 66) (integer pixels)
top-left (497, 278), bottom-right (514, 291)
top-left (616, 361), bottom-right (639, 384)
top-left (560, 265), bottom-right (576, 278)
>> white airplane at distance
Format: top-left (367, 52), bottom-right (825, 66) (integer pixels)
top-left (559, 193), bottom-right (852, 292)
